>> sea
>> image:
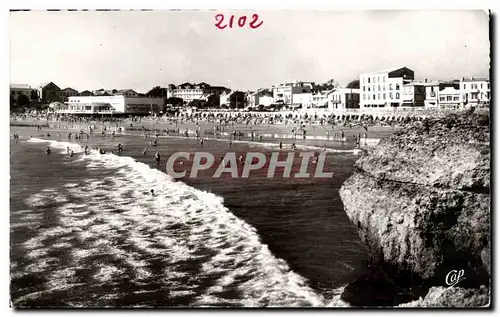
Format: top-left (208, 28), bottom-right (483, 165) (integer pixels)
top-left (10, 126), bottom-right (369, 308)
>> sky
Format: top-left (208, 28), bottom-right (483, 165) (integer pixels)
top-left (9, 10), bottom-right (490, 93)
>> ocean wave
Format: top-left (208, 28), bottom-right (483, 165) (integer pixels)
top-left (15, 138), bottom-right (351, 307)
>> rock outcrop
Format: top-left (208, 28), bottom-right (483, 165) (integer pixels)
top-left (339, 111), bottom-right (491, 307)
top-left (399, 285), bottom-right (490, 307)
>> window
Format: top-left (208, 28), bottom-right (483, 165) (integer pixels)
top-left (454, 96), bottom-right (459, 101)
top-left (389, 92), bottom-right (393, 99)
top-left (363, 86), bottom-right (365, 91)
top-left (368, 78), bottom-right (371, 83)
top-left (378, 85), bottom-right (381, 91)
top-left (463, 84), bottom-right (466, 89)
top-left (440, 96), bottom-right (445, 101)
top-left (389, 84), bottom-right (393, 90)
top-left (383, 77), bottom-right (385, 82)
top-left (367, 94), bottom-right (370, 100)
top-left (396, 92), bottom-right (400, 99)
top-left (378, 93), bottom-right (381, 99)
top-left (383, 93), bottom-right (386, 99)
top-left (396, 84), bottom-right (400, 90)
top-left (368, 87), bottom-right (371, 92)
top-left (481, 83), bottom-right (483, 89)
top-left (373, 94), bottom-right (376, 100)
top-left (447, 96), bottom-right (452, 101)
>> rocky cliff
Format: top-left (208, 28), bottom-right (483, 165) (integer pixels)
top-left (339, 111), bottom-right (490, 307)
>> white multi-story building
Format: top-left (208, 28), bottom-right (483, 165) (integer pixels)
top-left (311, 91), bottom-right (330, 108)
top-left (360, 66), bottom-right (414, 108)
top-left (328, 88), bottom-right (360, 110)
top-left (171, 83), bottom-right (206, 103)
top-left (460, 77), bottom-right (490, 108)
top-left (438, 82), bottom-right (463, 110)
top-left (272, 81), bottom-right (315, 105)
top-left (58, 95), bottom-right (164, 114)
top-left (171, 82), bottom-right (228, 104)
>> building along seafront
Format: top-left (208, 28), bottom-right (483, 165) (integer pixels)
top-left (10, 84), bottom-right (37, 103)
top-left (360, 66), bottom-right (415, 109)
top-left (55, 95), bottom-right (164, 115)
top-left (460, 77), bottom-right (490, 108)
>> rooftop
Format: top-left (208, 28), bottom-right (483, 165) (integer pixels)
top-left (10, 84), bottom-right (31, 89)
top-left (461, 77), bottom-right (489, 82)
top-left (365, 66), bottom-right (409, 74)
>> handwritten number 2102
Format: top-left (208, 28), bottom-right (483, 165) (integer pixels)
top-left (215, 14), bottom-right (263, 29)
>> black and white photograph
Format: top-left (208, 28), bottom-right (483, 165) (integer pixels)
top-left (8, 7), bottom-right (492, 309)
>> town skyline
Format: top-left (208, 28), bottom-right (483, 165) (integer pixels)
top-left (10, 10), bottom-right (490, 92)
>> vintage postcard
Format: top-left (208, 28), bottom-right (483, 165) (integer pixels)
top-left (9, 9), bottom-right (491, 308)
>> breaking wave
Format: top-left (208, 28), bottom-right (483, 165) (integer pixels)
top-left (17, 138), bottom-right (348, 307)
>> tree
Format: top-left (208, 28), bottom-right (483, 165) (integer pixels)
top-left (17, 94), bottom-right (30, 107)
top-left (229, 91), bottom-right (246, 109)
top-left (206, 94), bottom-right (220, 108)
top-left (10, 95), bottom-right (16, 110)
top-left (188, 99), bottom-right (206, 109)
top-left (146, 86), bottom-right (169, 98)
top-left (30, 90), bottom-right (39, 101)
top-left (165, 97), bottom-right (184, 107)
top-left (346, 79), bottom-right (360, 89)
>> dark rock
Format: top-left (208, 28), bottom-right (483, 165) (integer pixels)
top-left (340, 265), bottom-right (418, 307)
top-left (400, 285), bottom-right (490, 307)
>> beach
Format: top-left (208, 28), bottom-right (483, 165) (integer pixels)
top-left (9, 123), bottom-right (383, 307)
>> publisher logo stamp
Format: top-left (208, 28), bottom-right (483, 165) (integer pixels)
top-left (445, 269), bottom-right (466, 288)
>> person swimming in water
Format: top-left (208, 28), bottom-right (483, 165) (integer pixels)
top-left (117, 143), bottom-right (123, 153)
top-left (200, 138), bottom-right (204, 147)
top-left (112, 131), bottom-right (115, 138)
top-left (150, 189), bottom-right (155, 196)
top-left (154, 151), bottom-right (160, 164)
top-left (47, 133), bottom-right (51, 137)
top-left (84, 145), bottom-right (89, 155)
top-left (143, 147), bottom-right (148, 155)
top-left (66, 147), bottom-right (70, 155)
top-left (68, 133), bottom-right (72, 139)
top-left (69, 150), bottom-right (74, 157)
top-left (279, 141), bottom-right (283, 149)
top-left (291, 143), bottom-right (296, 150)
top-left (45, 147), bottom-right (51, 155)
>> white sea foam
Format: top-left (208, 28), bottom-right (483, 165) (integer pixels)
top-left (15, 138), bottom-right (352, 307)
